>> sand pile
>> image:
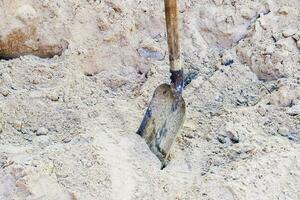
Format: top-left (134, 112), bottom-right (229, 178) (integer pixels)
top-left (0, 0), bottom-right (299, 199)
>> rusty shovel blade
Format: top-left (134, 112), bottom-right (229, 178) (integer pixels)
top-left (137, 84), bottom-right (186, 168)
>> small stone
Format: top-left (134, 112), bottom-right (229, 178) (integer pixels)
top-left (23, 135), bottom-right (33, 142)
top-left (214, 94), bottom-right (223, 102)
top-left (222, 59), bottom-right (234, 66)
top-left (88, 111), bottom-right (99, 118)
top-left (163, 185), bottom-right (169, 192)
top-left (14, 121), bottom-right (23, 131)
top-left (141, 7), bottom-right (147, 12)
top-left (0, 89), bottom-right (9, 97)
top-left (293, 34), bottom-right (300, 41)
top-left (62, 137), bottom-right (72, 143)
top-left (240, 8), bottom-right (253, 20)
top-left (30, 78), bottom-right (40, 85)
top-left (287, 105), bottom-right (300, 116)
top-left (227, 130), bottom-right (239, 143)
top-left (277, 127), bottom-right (289, 136)
top-left (217, 135), bottom-right (228, 144)
top-left (47, 93), bottom-right (59, 101)
top-left (86, 161), bottom-right (93, 168)
top-left (217, 122), bottom-right (241, 145)
top-left (16, 5), bottom-right (38, 23)
top-left (278, 6), bottom-right (291, 15)
top-left (137, 46), bottom-right (164, 61)
top-left (35, 135), bottom-right (50, 145)
top-left (282, 29), bottom-right (296, 38)
top-left (20, 127), bottom-right (30, 135)
top-left (264, 45), bottom-right (275, 55)
top-left (36, 127), bottom-right (48, 136)
top-left (287, 133), bottom-right (300, 142)
top-left (97, 18), bottom-right (108, 31)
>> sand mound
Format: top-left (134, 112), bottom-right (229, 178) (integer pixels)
top-left (0, 0), bottom-right (299, 199)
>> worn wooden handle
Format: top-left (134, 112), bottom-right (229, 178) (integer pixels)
top-left (164, 0), bottom-right (181, 71)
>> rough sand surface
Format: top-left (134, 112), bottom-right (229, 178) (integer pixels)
top-left (0, 0), bottom-right (300, 199)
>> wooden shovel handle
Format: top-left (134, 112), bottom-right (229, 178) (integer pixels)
top-left (164, 0), bottom-right (181, 71)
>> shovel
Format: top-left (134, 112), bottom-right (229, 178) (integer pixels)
top-left (137, 0), bottom-right (185, 168)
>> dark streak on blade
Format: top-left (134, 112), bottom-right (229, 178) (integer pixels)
top-left (137, 107), bottom-right (152, 137)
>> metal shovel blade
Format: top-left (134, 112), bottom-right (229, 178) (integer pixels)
top-left (137, 84), bottom-right (186, 167)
